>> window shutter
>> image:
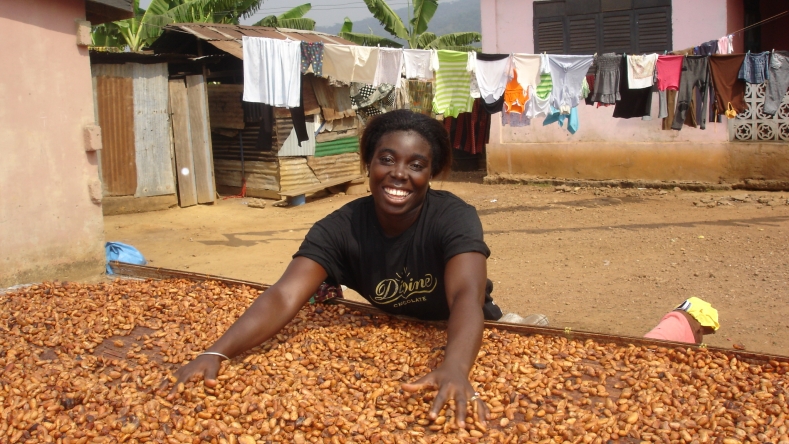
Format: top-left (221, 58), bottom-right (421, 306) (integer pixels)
top-left (535, 18), bottom-right (566, 54)
top-left (568, 16), bottom-right (599, 54)
top-left (601, 11), bottom-right (633, 53)
top-left (635, 8), bottom-right (672, 53)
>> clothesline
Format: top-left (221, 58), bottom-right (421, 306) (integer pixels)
top-left (241, 36), bottom-right (789, 138)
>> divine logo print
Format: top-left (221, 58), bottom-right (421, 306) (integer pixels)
top-left (373, 267), bottom-right (438, 306)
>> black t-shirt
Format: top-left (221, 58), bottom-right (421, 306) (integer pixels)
top-left (294, 189), bottom-right (490, 320)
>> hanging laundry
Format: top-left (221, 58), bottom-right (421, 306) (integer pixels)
top-left (322, 44), bottom-right (380, 84)
top-left (373, 47), bottom-right (404, 87)
top-left (527, 84), bottom-right (551, 118)
top-left (309, 75), bottom-right (356, 121)
top-left (535, 73), bottom-right (552, 100)
top-left (627, 54), bottom-right (658, 89)
top-left (695, 40), bottom-right (718, 56)
top-left (473, 53), bottom-right (512, 105)
top-left (543, 106), bottom-right (579, 134)
top-left (708, 54), bottom-right (748, 116)
top-left (301, 42), bottom-right (324, 76)
top-left (503, 71), bottom-right (528, 114)
top-left (614, 57), bottom-right (653, 119)
top-left (547, 55), bottom-right (594, 110)
top-left (579, 77), bottom-right (590, 100)
top-left (738, 51), bottom-right (771, 84)
top-left (443, 99), bottom-right (490, 155)
top-left (511, 54), bottom-right (542, 92)
top-left (672, 56), bottom-right (710, 130)
top-left (656, 55), bottom-right (683, 91)
top-left (242, 36), bottom-right (302, 108)
top-left (350, 83), bottom-right (396, 123)
top-left (764, 51), bottom-right (789, 116)
top-left (717, 35), bottom-right (733, 54)
top-left (407, 80), bottom-right (434, 116)
top-left (432, 50), bottom-right (474, 118)
top-left (592, 53), bottom-right (621, 104)
top-left (403, 49), bottom-right (437, 80)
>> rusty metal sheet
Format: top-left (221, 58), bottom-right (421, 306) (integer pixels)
top-left (278, 157), bottom-right (320, 191)
top-left (307, 152), bottom-right (362, 180)
top-left (206, 40), bottom-right (244, 59)
top-left (93, 64), bottom-right (137, 196)
top-left (207, 84), bottom-right (244, 129)
top-left (132, 63), bottom-right (175, 197)
top-left (214, 159), bottom-right (279, 191)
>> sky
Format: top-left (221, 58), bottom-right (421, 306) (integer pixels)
top-left (139, 0), bottom-right (416, 27)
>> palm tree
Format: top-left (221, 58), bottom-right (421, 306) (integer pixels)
top-left (339, 0), bottom-right (480, 50)
top-left (91, 0), bottom-right (264, 52)
top-left (252, 3), bottom-right (316, 30)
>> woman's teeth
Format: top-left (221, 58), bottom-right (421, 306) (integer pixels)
top-left (385, 188), bottom-right (409, 197)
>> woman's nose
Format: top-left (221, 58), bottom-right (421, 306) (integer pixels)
top-left (391, 163), bottom-right (407, 179)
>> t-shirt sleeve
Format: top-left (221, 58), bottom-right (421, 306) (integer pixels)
top-left (293, 213), bottom-right (349, 286)
top-left (438, 199), bottom-right (490, 263)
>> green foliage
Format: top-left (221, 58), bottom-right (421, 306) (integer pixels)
top-left (252, 3), bottom-right (315, 30)
top-left (340, 17), bottom-right (353, 34)
top-left (355, 0), bottom-right (481, 49)
top-left (90, 0), bottom-right (264, 52)
top-left (338, 32), bottom-right (403, 48)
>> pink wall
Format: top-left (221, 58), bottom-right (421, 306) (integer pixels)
top-left (481, 0), bottom-right (534, 54)
top-left (672, 0), bottom-right (728, 50)
top-left (0, 0), bottom-right (105, 286)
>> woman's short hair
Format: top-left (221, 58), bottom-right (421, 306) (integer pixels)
top-left (359, 110), bottom-right (452, 178)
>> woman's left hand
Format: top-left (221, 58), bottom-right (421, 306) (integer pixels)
top-left (401, 364), bottom-right (489, 429)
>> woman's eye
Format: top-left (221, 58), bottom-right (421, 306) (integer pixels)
top-left (410, 163), bottom-right (425, 171)
top-left (379, 156), bottom-right (394, 164)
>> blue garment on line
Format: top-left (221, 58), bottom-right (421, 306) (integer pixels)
top-left (105, 242), bottom-right (147, 274)
top-left (543, 106), bottom-right (579, 134)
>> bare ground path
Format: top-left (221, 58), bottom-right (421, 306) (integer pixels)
top-left (105, 172), bottom-right (789, 356)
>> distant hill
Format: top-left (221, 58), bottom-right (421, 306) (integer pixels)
top-left (315, 0), bottom-right (481, 47)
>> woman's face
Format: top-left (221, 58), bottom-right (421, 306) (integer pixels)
top-left (368, 130), bottom-right (433, 219)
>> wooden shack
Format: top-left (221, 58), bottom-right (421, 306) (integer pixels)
top-left (151, 24), bottom-right (365, 202)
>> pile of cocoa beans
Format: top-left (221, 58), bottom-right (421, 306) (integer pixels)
top-left (1, 279), bottom-right (787, 444)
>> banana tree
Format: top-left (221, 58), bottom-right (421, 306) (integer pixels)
top-left (91, 0), bottom-right (264, 52)
top-left (253, 3), bottom-right (316, 30)
top-left (338, 17), bottom-right (402, 48)
top-left (340, 0), bottom-right (480, 50)
top-left (91, 0), bottom-right (172, 51)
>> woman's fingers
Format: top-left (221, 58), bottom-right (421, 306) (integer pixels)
top-left (164, 356), bottom-right (221, 400)
top-left (401, 375), bottom-right (437, 393)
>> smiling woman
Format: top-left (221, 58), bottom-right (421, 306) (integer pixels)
top-left (165, 110), bottom-right (534, 429)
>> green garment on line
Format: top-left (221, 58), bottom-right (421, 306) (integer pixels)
top-left (535, 73), bottom-right (553, 100)
top-left (432, 50), bottom-right (474, 118)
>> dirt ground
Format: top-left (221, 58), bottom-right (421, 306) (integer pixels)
top-left (105, 172), bottom-right (789, 356)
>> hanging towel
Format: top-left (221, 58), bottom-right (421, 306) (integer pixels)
top-left (511, 54), bottom-right (542, 91)
top-left (432, 50), bottom-right (474, 118)
top-left (403, 49), bottom-right (437, 80)
top-left (322, 44), bottom-right (380, 84)
top-left (548, 55), bottom-right (594, 109)
top-left (474, 53), bottom-right (511, 105)
top-left (543, 106), bottom-right (579, 134)
top-left (373, 48), bottom-right (404, 87)
top-left (242, 36), bottom-right (302, 108)
top-left (627, 54), bottom-right (658, 89)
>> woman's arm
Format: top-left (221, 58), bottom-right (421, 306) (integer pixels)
top-left (165, 257), bottom-right (328, 398)
top-left (401, 252), bottom-right (490, 428)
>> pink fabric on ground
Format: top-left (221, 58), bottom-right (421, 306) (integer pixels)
top-left (656, 55), bottom-right (684, 91)
top-left (644, 311), bottom-right (696, 343)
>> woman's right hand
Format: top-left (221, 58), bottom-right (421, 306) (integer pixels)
top-left (164, 354), bottom-right (223, 400)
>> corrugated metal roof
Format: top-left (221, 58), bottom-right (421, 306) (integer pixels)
top-left (155, 23), bottom-right (356, 60)
top-left (307, 153), bottom-right (362, 181)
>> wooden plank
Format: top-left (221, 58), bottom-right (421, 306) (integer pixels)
top-left (132, 63), bottom-right (176, 197)
top-left (186, 75), bottom-right (216, 204)
top-left (168, 79), bottom-right (198, 207)
top-left (279, 174), bottom-right (363, 198)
